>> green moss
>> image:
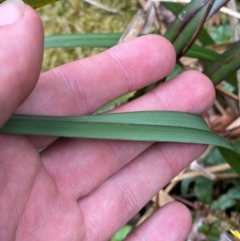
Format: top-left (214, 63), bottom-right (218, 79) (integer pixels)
top-left (37, 0), bottom-right (139, 70)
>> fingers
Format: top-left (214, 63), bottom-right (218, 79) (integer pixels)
top-left (17, 34), bottom-right (175, 117)
top-left (17, 34), bottom-right (175, 147)
top-left (41, 71), bottom-right (215, 198)
top-left (125, 202), bottom-right (192, 241)
top-left (78, 142), bottom-right (202, 241)
top-left (0, 134), bottom-right (84, 241)
top-left (115, 70), bottom-right (215, 114)
top-left (0, 135), bottom-right (41, 240)
top-left (0, 1), bottom-right (44, 238)
top-left (0, 0), bottom-right (43, 126)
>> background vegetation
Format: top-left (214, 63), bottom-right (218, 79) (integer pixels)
top-left (37, 1), bottom-right (138, 70)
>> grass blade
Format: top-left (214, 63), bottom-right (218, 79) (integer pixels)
top-left (204, 40), bottom-right (240, 85)
top-left (44, 33), bottom-right (121, 49)
top-left (207, 0), bottom-right (230, 20)
top-left (1, 112), bottom-right (240, 175)
top-left (185, 44), bottom-right (219, 62)
top-left (162, 2), bottom-right (215, 46)
top-left (45, 33), bottom-right (218, 62)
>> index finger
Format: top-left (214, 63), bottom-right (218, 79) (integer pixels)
top-left (17, 35), bottom-right (176, 147)
top-left (17, 35), bottom-right (175, 116)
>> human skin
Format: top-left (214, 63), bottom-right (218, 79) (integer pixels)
top-left (0, 1), bottom-right (215, 240)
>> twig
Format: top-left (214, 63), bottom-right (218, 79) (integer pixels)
top-left (171, 195), bottom-right (196, 208)
top-left (138, 0), bottom-right (162, 34)
top-left (171, 163), bottom-right (236, 181)
top-left (83, 0), bottom-right (123, 15)
top-left (216, 84), bottom-right (239, 101)
top-left (214, 100), bottom-right (227, 115)
top-left (118, 9), bottom-right (147, 43)
top-left (190, 160), bottom-right (216, 180)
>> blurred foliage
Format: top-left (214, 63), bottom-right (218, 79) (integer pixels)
top-left (37, 0), bottom-right (139, 71)
top-left (198, 220), bottom-right (221, 241)
top-left (111, 225), bottom-right (132, 241)
top-left (208, 24), bottom-right (234, 43)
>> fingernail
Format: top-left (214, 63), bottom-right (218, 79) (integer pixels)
top-left (0, 0), bottom-right (24, 26)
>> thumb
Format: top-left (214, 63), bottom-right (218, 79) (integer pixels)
top-left (0, 0), bottom-right (43, 126)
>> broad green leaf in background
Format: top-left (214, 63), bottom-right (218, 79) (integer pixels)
top-left (164, 0), bottom-right (230, 57)
top-left (161, 2), bottom-right (184, 16)
top-left (208, 24), bottom-right (233, 44)
top-left (211, 194), bottom-right (236, 210)
top-left (162, 2), bottom-right (215, 46)
top-left (194, 176), bottom-right (214, 203)
top-left (0, 0), bottom-right (59, 8)
top-left (181, 178), bottom-right (194, 195)
top-left (218, 147), bottom-right (240, 179)
top-left (198, 222), bottom-right (220, 241)
top-left (164, 0), bottom-right (213, 55)
top-left (204, 40), bottom-right (240, 85)
top-left (211, 187), bottom-right (240, 210)
top-left (163, 0), bottom-right (207, 43)
top-left (206, 0), bottom-right (230, 20)
top-left (1, 111), bottom-right (240, 175)
top-left (160, 0), bottom-right (240, 87)
top-left (185, 44), bottom-right (219, 62)
top-left (162, 0), bottom-right (229, 22)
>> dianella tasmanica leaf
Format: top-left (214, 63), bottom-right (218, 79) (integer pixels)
top-left (1, 112), bottom-right (240, 175)
top-left (206, 0), bottom-right (230, 20)
top-left (164, 0), bottom-right (230, 57)
top-left (204, 40), bottom-right (240, 85)
top-left (0, 0), bottom-right (59, 8)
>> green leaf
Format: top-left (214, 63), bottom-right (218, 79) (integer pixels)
top-left (45, 33), bottom-right (219, 62)
top-left (163, 0), bottom-right (231, 57)
top-left (211, 194), bottom-right (236, 210)
top-left (194, 177), bottom-right (213, 203)
top-left (218, 147), bottom-right (240, 177)
top-left (198, 224), bottom-right (210, 233)
top-left (1, 111), bottom-right (240, 175)
top-left (161, 2), bottom-right (184, 17)
top-left (162, 2), bottom-right (215, 46)
top-left (181, 178), bottom-right (194, 195)
top-left (44, 33), bottom-right (121, 49)
top-left (111, 225), bottom-right (132, 241)
top-left (0, 0), bottom-right (59, 8)
top-left (94, 93), bottom-right (134, 114)
top-left (164, 0), bottom-right (213, 56)
top-left (166, 64), bottom-right (183, 80)
top-left (208, 25), bottom-right (233, 44)
top-left (227, 187), bottom-right (240, 199)
top-left (207, 0), bottom-right (230, 20)
top-left (204, 40), bottom-right (240, 85)
top-left (197, 28), bottom-right (215, 46)
top-left (185, 44), bottom-right (219, 62)
top-left (198, 222), bottom-right (220, 241)
top-left (201, 147), bottom-right (225, 166)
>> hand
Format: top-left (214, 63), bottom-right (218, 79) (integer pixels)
top-left (0, 1), bottom-right (215, 241)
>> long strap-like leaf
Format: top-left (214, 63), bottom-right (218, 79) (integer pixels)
top-left (44, 33), bottom-right (219, 62)
top-left (1, 112), bottom-right (240, 175)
